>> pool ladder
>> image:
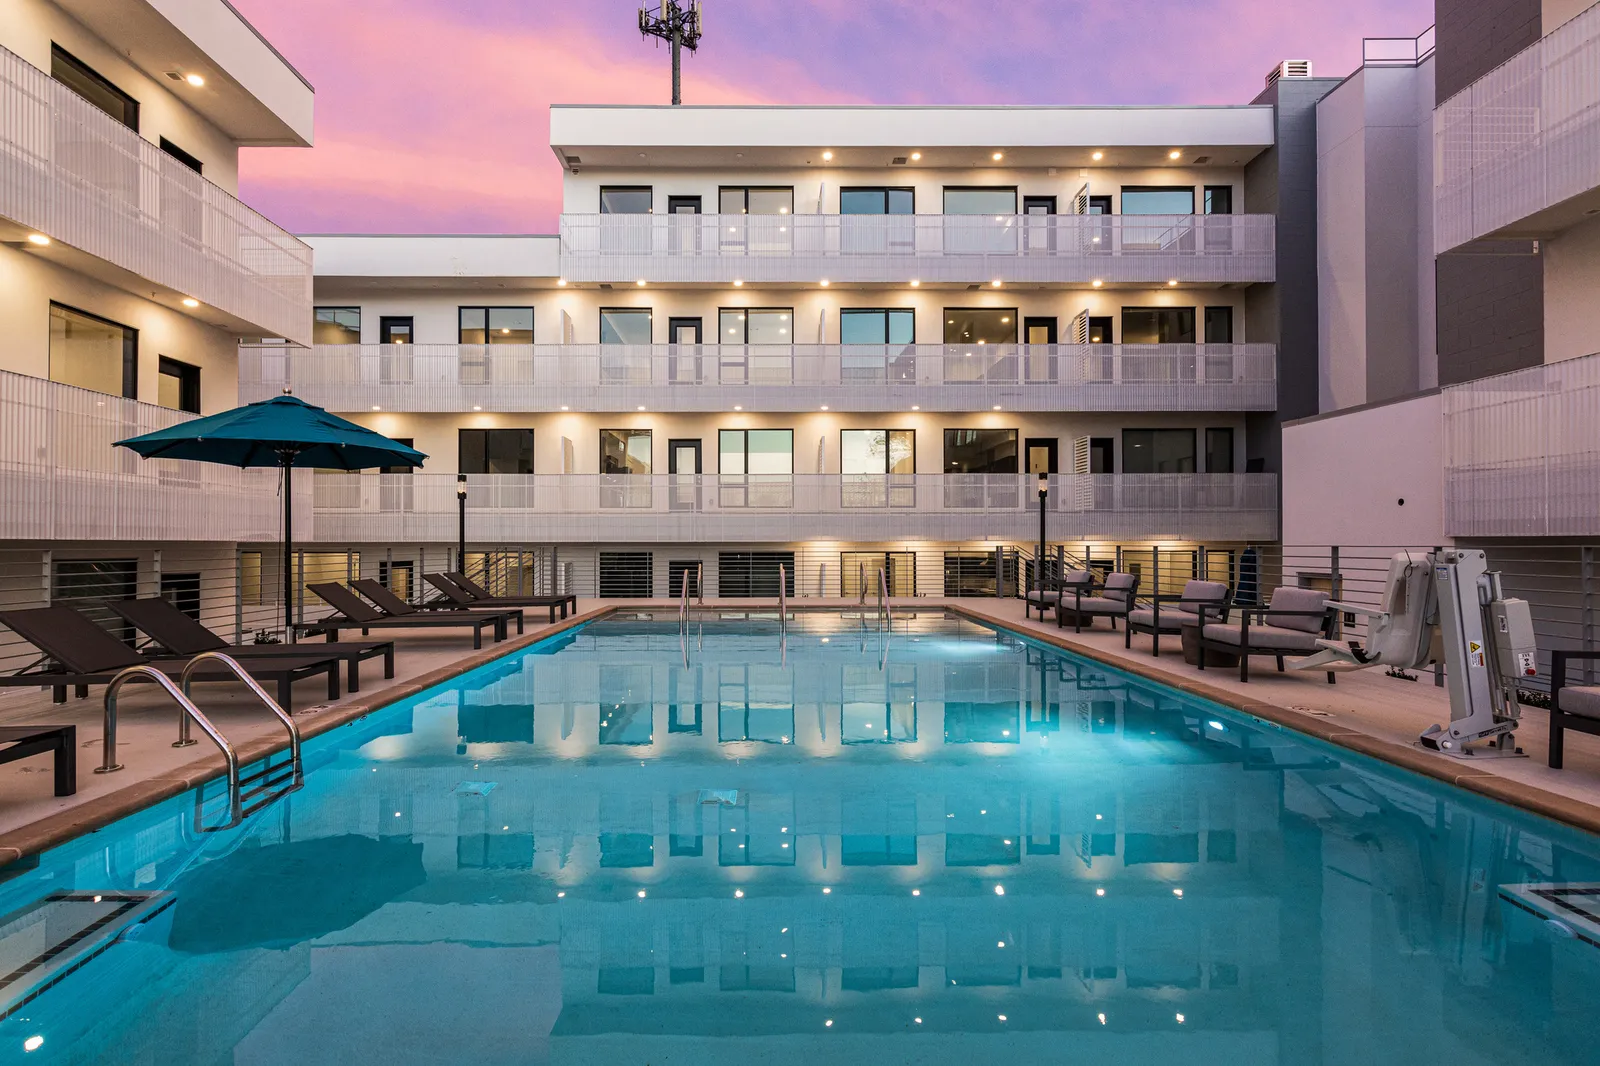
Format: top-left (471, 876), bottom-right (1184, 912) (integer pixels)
top-left (97, 652), bottom-right (304, 832)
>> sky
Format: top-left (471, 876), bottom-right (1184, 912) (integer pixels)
top-left (230, 0), bottom-right (1435, 235)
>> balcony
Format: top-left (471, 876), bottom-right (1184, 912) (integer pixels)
top-left (0, 45), bottom-right (312, 344)
top-left (242, 343), bottom-right (1277, 413)
top-left (1434, 4), bottom-right (1600, 251)
top-left (558, 213), bottom-right (1276, 285)
top-left (0, 370), bottom-right (307, 542)
top-left (311, 472), bottom-right (1278, 545)
top-left (1443, 351), bottom-right (1600, 537)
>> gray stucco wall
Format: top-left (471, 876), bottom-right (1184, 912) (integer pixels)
top-left (1435, 0), bottom-right (1543, 101)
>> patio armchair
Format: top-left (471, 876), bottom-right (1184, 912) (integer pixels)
top-left (1024, 570), bottom-right (1094, 620)
top-left (1548, 650), bottom-right (1600, 769)
top-left (1126, 580), bottom-right (1232, 656)
top-left (1197, 586), bottom-right (1337, 684)
top-left (1057, 572), bottom-right (1140, 633)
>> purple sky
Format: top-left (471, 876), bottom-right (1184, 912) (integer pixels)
top-left (232, 0), bottom-right (1434, 235)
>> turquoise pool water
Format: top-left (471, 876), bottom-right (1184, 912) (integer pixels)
top-left (0, 610), bottom-right (1597, 1064)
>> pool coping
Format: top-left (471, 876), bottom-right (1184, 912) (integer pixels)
top-left (0, 607), bottom-right (611, 867)
top-left (944, 603), bottom-right (1600, 837)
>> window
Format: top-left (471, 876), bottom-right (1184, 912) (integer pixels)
top-left (841, 430), bottom-right (914, 474)
top-left (155, 137), bottom-right (203, 175)
top-left (840, 188), bottom-right (913, 214)
top-left (718, 187), bottom-right (793, 214)
top-left (1122, 429), bottom-right (1196, 473)
top-left (240, 552), bottom-right (263, 606)
top-left (601, 429), bottom-right (652, 474)
top-left (1120, 186), bottom-right (1196, 214)
top-left (1205, 428), bottom-right (1235, 473)
top-left (49, 303), bottom-right (135, 398)
top-left (378, 559), bottom-right (415, 600)
top-left (600, 308), bottom-right (652, 344)
top-left (1086, 195), bottom-right (1113, 215)
top-left (839, 309), bottom-right (914, 344)
top-left (667, 195), bottom-right (701, 214)
top-left (600, 187), bottom-right (652, 213)
top-left (161, 573), bottom-right (202, 621)
top-left (599, 552), bottom-right (653, 597)
top-left (1085, 316), bottom-right (1113, 344)
top-left (157, 357), bottom-right (200, 413)
top-left (379, 317), bottom-right (412, 344)
top-left (51, 45), bottom-right (137, 130)
top-left (1203, 186), bottom-right (1234, 214)
top-left (944, 429), bottom-right (1017, 474)
top-left (944, 309), bottom-right (1017, 344)
top-left (1088, 437), bottom-right (1114, 474)
top-left (379, 437), bottom-right (415, 475)
top-left (719, 308), bottom-right (792, 343)
top-left (1204, 307), bottom-right (1234, 344)
top-left (1121, 307), bottom-right (1196, 344)
top-left (459, 429), bottom-right (533, 474)
top-left (717, 553), bottom-right (794, 598)
top-left (459, 307), bottom-right (533, 344)
top-left (314, 307), bottom-right (360, 345)
top-left (53, 559), bottom-right (137, 643)
top-left (719, 429), bottom-right (792, 474)
top-left (942, 187), bottom-right (1017, 214)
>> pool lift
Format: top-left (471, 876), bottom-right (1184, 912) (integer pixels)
top-left (1294, 549), bottom-right (1538, 758)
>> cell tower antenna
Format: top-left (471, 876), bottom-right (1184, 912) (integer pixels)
top-left (638, 2), bottom-right (703, 105)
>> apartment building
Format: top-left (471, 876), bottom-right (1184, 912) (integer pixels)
top-left (0, 0), bottom-right (312, 650)
top-left (253, 105), bottom-right (1294, 600)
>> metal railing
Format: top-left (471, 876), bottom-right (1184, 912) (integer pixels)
top-left (0, 45), bottom-right (312, 342)
top-left (1442, 350), bottom-right (1600, 536)
top-left (312, 472), bottom-right (1280, 544)
top-left (241, 342), bottom-right (1277, 413)
top-left (0, 370), bottom-right (305, 541)
top-left (559, 212), bottom-right (1276, 284)
top-left (1363, 26), bottom-right (1435, 65)
top-left (1435, 3), bottom-right (1600, 251)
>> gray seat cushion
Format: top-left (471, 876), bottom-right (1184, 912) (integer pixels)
top-left (1068, 596), bottom-right (1130, 615)
top-left (1263, 586), bottom-right (1330, 633)
top-left (1129, 607), bottom-right (1202, 630)
top-left (1025, 571), bottom-right (1093, 604)
top-left (1202, 622), bottom-right (1323, 653)
top-left (1558, 685), bottom-right (1600, 720)
top-left (1181, 580), bottom-right (1228, 604)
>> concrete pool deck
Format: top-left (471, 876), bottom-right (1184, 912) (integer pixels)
top-left (0, 596), bottom-right (1596, 867)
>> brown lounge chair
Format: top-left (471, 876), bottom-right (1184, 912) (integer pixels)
top-left (1548, 650), bottom-right (1600, 768)
top-left (1024, 570), bottom-right (1094, 621)
top-left (1197, 586), bottom-right (1337, 684)
top-left (0, 725), bottom-right (76, 796)
top-left (1058, 572), bottom-right (1140, 632)
top-left (423, 573), bottom-right (572, 622)
top-left (1125, 580), bottom-right (1232, 656)
top-left (104, 597), bottom-right (395, 694)
top-left (300, 583), bottom-right (508, 650)
top-left (444, 572), bottom-right (577, 619)
top-left (0, 606), bottom-right (340, 710)
top-left (350, 579), bottom-right (524, 635)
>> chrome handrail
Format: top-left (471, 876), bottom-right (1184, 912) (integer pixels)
top-left (697, 561), bottom-right (705, 606)
top-left (778, 563), bottom-right (788, 636)
top-left (858, 562), bottom-right (867, 606)
top-left (179, 652), bottom-right (303, 788)
top-left (877, 567), bottom-right (890, 631)
top-left (98, 665), bottom-right (241, 826)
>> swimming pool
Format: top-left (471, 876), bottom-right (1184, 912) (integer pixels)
top-left (0, 609), bottom-right (1597, 1064)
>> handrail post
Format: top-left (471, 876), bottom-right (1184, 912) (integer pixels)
top-left (697, 560), bottom-right (705, 605)
top-left (180, 652), bottom-right (302, 784)
top-left (778, 563), bottom-right (788, 635)
top-left (99, 665), bottom-right (241, 825)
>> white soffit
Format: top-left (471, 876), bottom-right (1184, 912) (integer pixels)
top-left (305, 236), bottom-right (562, 285)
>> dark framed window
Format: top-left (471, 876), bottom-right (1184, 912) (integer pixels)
top-left (459, 429), bottom-right (532, 474)
top-left (719, 429), bottom-right (792, 474)
top-left (667, 195), bottom-right (702, 214)
top-left (1121, 307), bottom-right (1196, 344)
top-left (459, 307), bottom-right (533, 344)
top-left (1122, 429), bottom-right (1196, 473)
top-left (944, 429), bottom-right (1018, 474)
top-left (841, 430), bottom-right (914, 474)
top-left (1086, 195), bottom-right (1113, 215)
top-left (1204, 306), bottom-right (1234, 344)
top-left (379, 438), bottom-right (415, 475)
top-left (840, 309), bottom-right (914, 344)
top-left (840, 188), bottom-right (913, 214)
top-left (719, 308), bottom-right (793, 343)
top-left (1205, 428), bottom-right (1235, 474)
top-left (53, 559), bottom-right (137, 643)
top-left (48, 302), bottom-right (136, 399)
top-left (1088, 437), bottom-right (1114, 474)
top-left (942, 187), bottom-right (1017, 214)
top-left (157, 356), bottom-right (200, 414)
top-left (600, 308), bottom-right (652, 344)
top-left (943, 309), bottom-right (1017, 344)
top-left (51, 45), bottom-right (138, 130)
top-left (600, 187), bottom-right (652, 213)
top-left (313, 307), bottom-right (360, 345)
top-left (1203, 186), bottom-right (1234, 214)
top-left (158, 138), bottom-right (202, 174)
top-left (1085, 316), bottom-right (1113, 344)
top-left (160, 572), bottom-right (202, 621)
top-left (718, 187), bottom-right (793, 214)
top-left (601, 429), bottom-right (652, 474)
top-left (1120, 186), bottom-right (1196, 214)
top-left (379, 317), bottom-right (412, 344)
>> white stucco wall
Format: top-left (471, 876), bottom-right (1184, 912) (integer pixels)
top-left (1543, 210), bottom-right (1600, 363)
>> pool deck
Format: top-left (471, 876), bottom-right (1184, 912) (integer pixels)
top-left (0, 596), bottom-right (1596, 866)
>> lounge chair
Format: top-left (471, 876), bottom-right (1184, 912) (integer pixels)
top-left (1057, 572), bottom-right (1140, 633)
top-left (444, 572), bottom-right (577, 619)
top-left (423, 573), bottom-right (572, 622)
top-left (1549, 650), bottom-right (1600, 768)
top-left (1024, 570), bottom-right (1094, 620)
top-left (1126, 580), bottom-right (1232, 656)
top-left (1197, 586), bottom-right (1337, 683)
top-left (0, 725), bottom-right (77, 796)
top-left (350, 579), bottom-right (524, 635)
top-left (300, 583), bottom-right (508, 650)
top-left (104, 598), bottom-right (395, 694)
top-left (0, 606), bottom-right (340, 710)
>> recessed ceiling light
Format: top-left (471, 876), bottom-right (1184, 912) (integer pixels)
top-left (820, 405), bottom-right (829, 411)
top-left (472, 405), bottom-right (482, 411)
top-left (1168, 279), bottom-right (1178, 287)
top-left (733, 279), bottom-right (743, 287)
top-left (1169, 149), bottom-right (1182, 160)
top-left (557, 278), bottom-right (567, 287)
top-left (501, 327), bottom-right (511, 333)
top-left (560, 405), bottom-right (570, 411)
top-left (636, 406), bottom-right (646, 412)
top-left (181, 297), bottom-right (199, 308)
top-left (370, 405), bottom-right (380, 411)
top-left (820, 279), bottom-right (830, 287)
top-left (911, 405), bottom-right (920, 411)
top-left (909, 278), bottom-right (920, 287)
top-left (1092, 279), bottom-right (1103, 288)
top-left (991, 279), bottom-right (1002, 288)
top-left (185, 73), bottom-right (205, 87)
top-left (910, 151), bottom-right (922, 161)
top-left (992, 152), bottom-right (1004, 161)
top-left (1092, 150), bottom-right (1104, 161)
top-left (992, 405), bottom-right (1002, 411)
top-left (822, 150), bottom-right (834, 161)
top-left (26, 233), bottom-right (49, 246)
top-left (635, 279), bottom-right (646, 287)
top-left (733, 405), bottom-right (742, 411)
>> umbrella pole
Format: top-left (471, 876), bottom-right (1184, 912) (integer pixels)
top-left (282, 455), bottom-right (294, 641)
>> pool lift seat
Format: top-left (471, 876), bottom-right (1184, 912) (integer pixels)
top-left (1293, 550), bottom-right (1538, 758)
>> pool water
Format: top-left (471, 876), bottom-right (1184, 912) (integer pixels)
top-left (0, 610), bottom-right (1598, 1064)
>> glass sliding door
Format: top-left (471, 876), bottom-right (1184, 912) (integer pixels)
top-left (600, 308), bottom-right (652, 384)
top-left (601, 428), bottom-right (653, 509)
top-left (840, 186), bottom-right (914, 254)
top-left (942, 187), bottom-right (1017, 254)
top-left (841, 429), bottom-right (915, 508)
top-left (719, 187), bottom-right (794, 254)
top-left (718, 308), bottom-right (793, 384)
top-left (839, 308), bottom-right (914, 383)
top-left (719, 429), bottom-right (793, 508)
top-left (943, 428), bottom-right (1018, 508)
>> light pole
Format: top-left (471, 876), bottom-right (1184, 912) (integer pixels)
top-left (1037, 473), bottom-right (1049, 599)
top-left (456, 474), bottom-right (467, 574)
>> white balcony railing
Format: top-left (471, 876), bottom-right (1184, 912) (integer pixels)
top-left (311, 472), bottom-right (1278, 545)
top-left (1443, 351), bottom-right (1600, 537)
top-left (242, 343), bottom-right (1278, 413)
top-left (0, 370), bottom-right (308, 542)
top-left (0, 44), bottom-right (312, 343)
top-left (558, 213), bottom-right (1276, 285)
top-left (1435, 4), bottom-right (1600, 251)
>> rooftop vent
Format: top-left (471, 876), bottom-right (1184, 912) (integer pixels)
top-left (891, 156), bottom-right (908, 165)
top-left (1266, 60), bottom-right (1313, 86)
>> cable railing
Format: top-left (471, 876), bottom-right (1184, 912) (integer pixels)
top-left (241, 342), bottom-right (1277, 413)
top-left (0, 44), bottom-right (312, 342)
top-left (559, 212), bottom-right (1276, 284)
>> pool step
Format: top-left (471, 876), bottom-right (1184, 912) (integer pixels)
top-left (1498, 882), bottom-right (1600, 948)
top-left (0, 891), bottom-right (174, 1019)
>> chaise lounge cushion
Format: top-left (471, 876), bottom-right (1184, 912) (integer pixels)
top-left (1558, 685), bottom-right (1600, 720)
top-left (1202, 622), bottom-right (1324, 653)
top-left (1129, 580), bottom-right (1229, 631)
top-left (1025, 572), bottom-right (1093, 603)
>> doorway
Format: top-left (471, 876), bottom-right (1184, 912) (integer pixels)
top-left (668, 438), bottom-right (702, 511)
top-left (1025, 437), bottom-right (1058, 475)
top-left (668, 196), bottom-right (702, 214)
top-left (1023, 317), bottom-right (1057, 345)
top-left (1023, 317), bottom-right (1057, 381)
top-left (668, 317), bottom-right (703, 384)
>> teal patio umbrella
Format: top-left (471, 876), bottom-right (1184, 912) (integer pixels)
top-left (116, 393), bottom-right (427, 635)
